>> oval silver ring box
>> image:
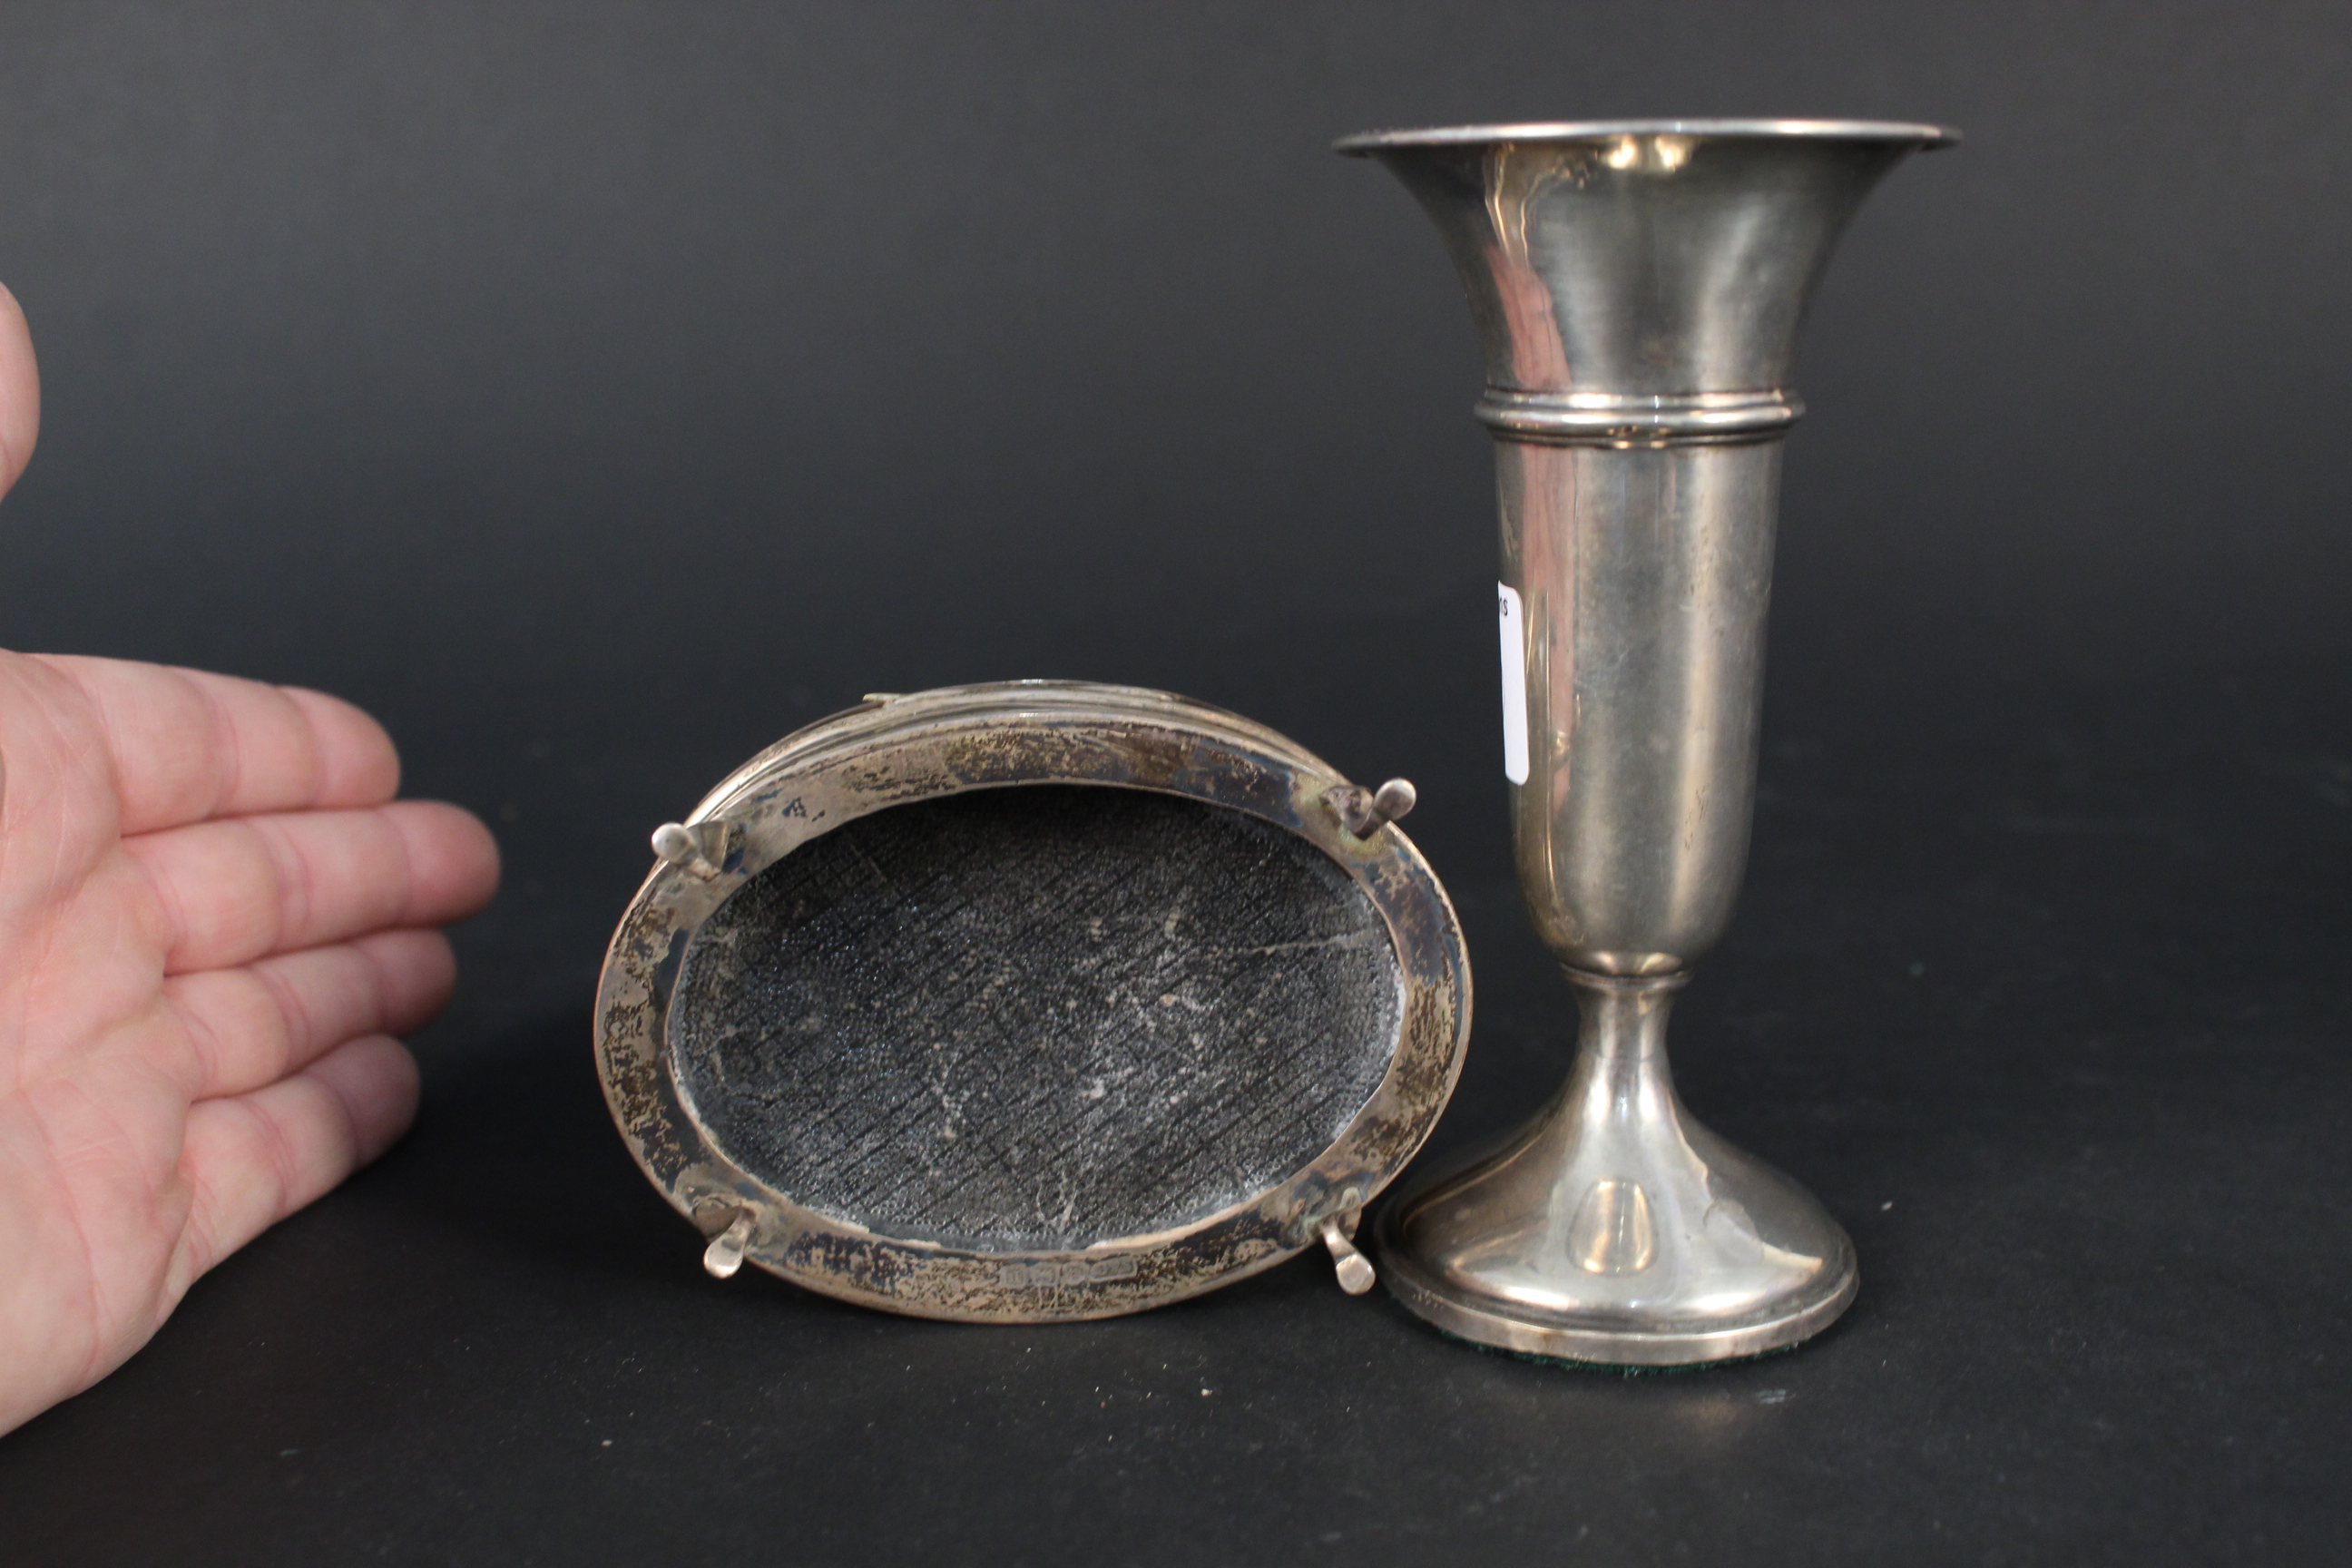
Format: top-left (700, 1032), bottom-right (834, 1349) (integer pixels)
top-left (594, 681), bottom-right (1471, 1321)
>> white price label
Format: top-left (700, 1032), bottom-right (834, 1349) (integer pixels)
top-left (1497, 583), bottom-right (1530, 785)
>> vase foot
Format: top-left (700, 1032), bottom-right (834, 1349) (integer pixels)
top-left (1374, 1059), bottom-right (1857, 1366)
top-left (1378, 1197), bottom-right (1856, 1366)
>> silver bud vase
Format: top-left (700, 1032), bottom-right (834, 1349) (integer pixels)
top-left (1340, 119), bottom-right (1954, 1364)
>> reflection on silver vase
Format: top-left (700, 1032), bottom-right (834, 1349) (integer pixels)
top-left (1339, 119), bottom-right (1954, 1364)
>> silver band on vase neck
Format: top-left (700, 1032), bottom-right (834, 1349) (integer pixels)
top-left (1340, 118), bottom-right (1954, 1364)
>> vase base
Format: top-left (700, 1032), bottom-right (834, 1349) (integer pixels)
top-left (1377, 1204), bottom-right (1857, 1366)
top-left (1372, 1063), bottom-right (1860, 1367)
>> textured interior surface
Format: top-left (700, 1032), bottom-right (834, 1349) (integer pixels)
top-left (670, 784), bottom-right (1402, 1250)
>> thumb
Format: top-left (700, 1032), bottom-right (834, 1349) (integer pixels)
top-left (0, 283), bottom-right (38, 499)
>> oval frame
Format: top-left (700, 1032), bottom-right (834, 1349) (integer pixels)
top-left (593, 681), bottom-right (1471, 1322)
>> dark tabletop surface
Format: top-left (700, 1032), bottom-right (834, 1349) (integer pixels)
top-left (2, 2), bottom-right (2348, 1563)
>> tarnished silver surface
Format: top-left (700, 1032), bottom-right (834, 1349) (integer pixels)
top-left (1341, 119), bottom-right (1952, 1363)
top-left (593, 681), bottom-right (1472, 1323)
top-left (1327, 776), bottom-right (1419, 838)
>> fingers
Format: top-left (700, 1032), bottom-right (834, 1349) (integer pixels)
top-left (0, 283), bottom-right (36, 496)
top-left (31, 655), bottom-right (401, 835)
top-left (172, 1034), bottom-right (419, 1288)
top-left (130, 799), bottom-right (500, 973)
top-left (164, 929), bottom-right (456, 1102)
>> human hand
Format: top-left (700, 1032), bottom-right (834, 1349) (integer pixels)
top-left (0, 285), bottom-right (501, 1435)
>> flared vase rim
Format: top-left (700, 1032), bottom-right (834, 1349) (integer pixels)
top-left (1335, 118), bottom-right (1957, 154)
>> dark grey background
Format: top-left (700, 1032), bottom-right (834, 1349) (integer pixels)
top-left (1, 2), bottom-right (2347, 1563)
